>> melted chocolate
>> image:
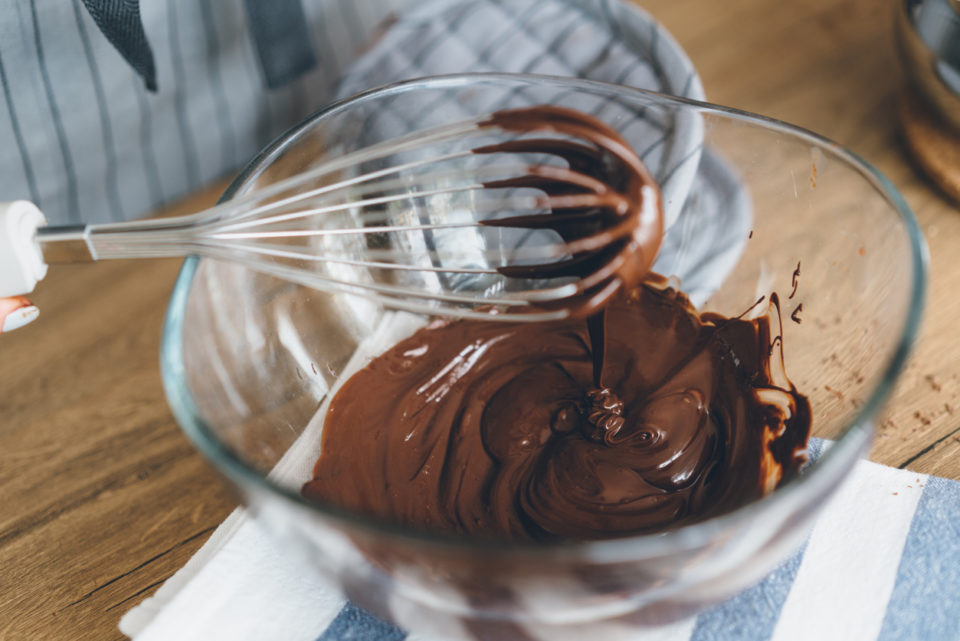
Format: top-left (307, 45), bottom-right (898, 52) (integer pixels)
top-left (301, 106), bottom-right (810, 542)
top-left (302, 280), bottom-right (811, 541)
top-left (475, 106), bottom-right (663, 317)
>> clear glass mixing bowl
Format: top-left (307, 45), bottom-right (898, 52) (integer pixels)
top-left (160, 73), bottom-right (926, 637)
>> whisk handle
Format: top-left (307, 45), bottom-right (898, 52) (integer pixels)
top-left (0, 201), bottom-right (50, 297)
top-left (0, 198), bottom-right (197, 296)
top-left (35, 225), bottom-right (95, 263)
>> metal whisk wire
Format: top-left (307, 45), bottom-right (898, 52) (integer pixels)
top-left (18, 106), bottom-right (655, 321)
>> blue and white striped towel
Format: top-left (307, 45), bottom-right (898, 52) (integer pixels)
top-left (119, 440), bottom-right (960, 641)
top-left (0, 0), bottom-right (699, 226)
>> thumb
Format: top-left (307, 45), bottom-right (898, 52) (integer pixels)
top-left (0, 296), bottom-right (38, 333)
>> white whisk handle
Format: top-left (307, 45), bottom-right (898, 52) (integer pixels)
top-left (0, 201), bottom-right (48, 297)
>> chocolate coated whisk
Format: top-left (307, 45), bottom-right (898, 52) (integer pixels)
top-left (0, 106), bottom-right (661, 321)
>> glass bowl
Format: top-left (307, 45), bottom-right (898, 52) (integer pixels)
top-left (160, 73), bottom-right (926, 637)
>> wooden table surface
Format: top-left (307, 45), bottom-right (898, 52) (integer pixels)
top-left (2, 0), bottom-right (957, 638)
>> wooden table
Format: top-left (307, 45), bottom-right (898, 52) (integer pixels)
top-left (1, 0), bottom-right (957, 638)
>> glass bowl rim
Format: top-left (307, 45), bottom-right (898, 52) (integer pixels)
top-left (160, 72), bottom-right (928, 558)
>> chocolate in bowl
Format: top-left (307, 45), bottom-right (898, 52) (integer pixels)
top-left (161, 74), bottom-right (925, 637)
top-left (299, 105), bottom-right (811, 542)
top-left (301, 277), bottom-right (812, 542)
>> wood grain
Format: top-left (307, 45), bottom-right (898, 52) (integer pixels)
top-left (1, 0), bottom-right (958, 638)
top-left (644, 0), bottom-right (960, 475)
top-left (0, 184), bottom-right (236, 641)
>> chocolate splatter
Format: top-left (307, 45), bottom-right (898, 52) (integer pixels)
top-left (789, 261), bottom-right (801, 299)
top-left (790, 303), bottom-right (803, 324)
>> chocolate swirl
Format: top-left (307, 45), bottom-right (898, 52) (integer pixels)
top-left (302, 281), bottom-right (811, 541)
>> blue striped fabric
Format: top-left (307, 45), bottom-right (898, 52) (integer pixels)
top-left (242, 0), bottom-right (317, 89)
top-left (72, 0), bottom-right (124, 221)
top-left (316, 603), bottom-right (406, 641)
top-left (267, 464), bottom-right (960, 641)
top-left (28, 0), bottom-right (81, 222)
top-left (0, 0), bottom-right (411, 224)
top-left (877, 476), bottom-right (960, 641)
top-left (687, 439), bottom-right (825, 641)
top-left (120, 445), bottom-right (960, 640)
top-left (688, 547), bottom-right (807, 641)
top-left (299, 439), bottom-right (960, 641)
top-left (334, 0), bottom-right (705, 231)
top-left (0, 0), bottom-right (705, 226)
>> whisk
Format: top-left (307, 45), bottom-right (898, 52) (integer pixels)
top-left (0, 106), bottom-right (662, 321)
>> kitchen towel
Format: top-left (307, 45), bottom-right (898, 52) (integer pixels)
top-left (119, 440), bottom-right (960, 641)
top-left (0, 0), bottom-right (700, 225)
top-left (0, 0), bottom-right (410, 224)
top-left (323, 0), bottom-right (747, 307)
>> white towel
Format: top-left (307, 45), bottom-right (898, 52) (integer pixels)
top-left (120, 437), bottom-right (960, 641)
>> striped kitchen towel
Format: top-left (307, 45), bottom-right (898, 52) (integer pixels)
top-left (118, 440), bottom-right (960, 641)
top-left (322, 0), bottom-right (743, 307)
top-left (0, 0), bottom-right (700, 226)
top-left (0, 0), bottom-right (409, 225)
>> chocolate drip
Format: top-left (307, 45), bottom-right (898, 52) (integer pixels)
top-left (586, 312), bottom-right (605, 388)
top-left (584, 312), bottom-right (626, 446)
top-left (477, 106), bottom-right (660, 456)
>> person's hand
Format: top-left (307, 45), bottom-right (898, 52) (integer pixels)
top-left (0, 296), bottom-right (38, 333)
